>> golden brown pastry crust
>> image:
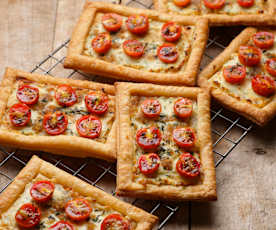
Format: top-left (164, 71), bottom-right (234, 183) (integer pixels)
top-left (198, 27), bottom-right (276, 126)
top-left (115, 82), bottom-right (217, 201)
top-left (0, 67), bottom-right (117, 161)
top-left (0, 155), bottom-right (158, 230)
top-left (64, 1), bottom-right (209, 86)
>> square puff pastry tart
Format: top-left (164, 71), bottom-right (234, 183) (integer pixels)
top-left (0, 67), bottom-right (116, 161)
top-left (115, 82), bottom-right (216, 201)
top-left (0, 155), bottom-right (158, 229)
top-left (64, 1), bottom-right (209, 86)
top-left (154, 0), bottom-right (276, 26)
top-left (198, 27), bottom-right (276, 126)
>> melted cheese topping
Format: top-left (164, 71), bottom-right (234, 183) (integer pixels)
top-left (84, 12), bottom-right (195, 73)
top-left (130, 96), bottom-right (202, 187)
top-left (1, 77), bottom-right (115, 143)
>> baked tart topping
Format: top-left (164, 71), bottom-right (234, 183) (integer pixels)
top-left (49, 220), bottom-right (74, 230)
top-left (15, 203), bottom-right (41, 228)
top-left (176, 153), bottom-right (200, 177)
top-left (173, 127), bottom-right (196, 148)
top-left (141, 99), bottom-right (162, 118)
top-left (136, 127), bottom-right (162, 150)
top-left (55, 85), bottom-right (77, 107)
top-left (92, 32), bottom-right (112, 54)
top-left (161, 22), bottom-right (182, 42)
top-left (85, 92), bottom-right (109, 115)
top-left (265, 58), bottom-right (276, 77)
top-left (43, 112), bottom-right (68, 135)
top-left (16, 85), bottom-right (39, 105)
top-left (30, 180), bottom-right (55, 203)
top-left (173, 0), bottom-right (191, 7)
top-left (223, 65), bottom-right (246, 84)
top-left (122, 39), bottom-right (145, 59)
top-left (157, 43), bottom-right (179, 63)
top-left (253, 31), bottom-right (274, 49)
top-left (126, 15), bottom-right (149, 35)
top-left (173, 98), bottom-right (193, 119)
top-left (237, 0), bottom-right (255, 8)
top-left (138, 153), bottom-right (160, 175)
top-left (9, 103), bottom-right (31, 127)
top-left (76, 115), bottom-right (102, 139)
top-left (102, 13), bottom-right (123, 32)
top-left (65, 198), bottom-right (92, 222)
top-left (238, 46), bottom-right (261, 66)
top-left (203, 0), bottom-right (225, 10)
top-left (251, 75), bottom-right (275, 97)
top-left (101, 214), bottom-right (130, 230)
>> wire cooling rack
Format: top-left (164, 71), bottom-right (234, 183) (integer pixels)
top-left (0, 1), bottom-right (253, 229)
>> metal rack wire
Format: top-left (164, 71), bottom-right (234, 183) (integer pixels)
top-left (0, 1), bottom-right (253, 229)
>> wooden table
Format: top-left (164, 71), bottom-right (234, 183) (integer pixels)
top-left (1, 0), bottom-right (275, 229)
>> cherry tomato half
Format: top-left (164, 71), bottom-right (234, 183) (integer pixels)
top-left (174, 98), bottom-right (193, 119)
top-left (9, 103), bottom-right (31, 127)
top-left (92, 32), bottom-right (112, 54)
top-left (15, 203), bottom-right (41, 228)
top-left (237, 0), bottom-right (254, 7)
top-left (157, 43), bottom-right (178, 63)
top-left (43, 112), bottom-right (68, 135)
top-left (161, 22), bottom-right (182, 42)
top-left (85, 92), bottom-right (109, 115)
top-left (253, 31), bottom-right (274, 49)
top-left (173, 0), bottom-right (191, 7)
top-left (30, 180), bottom-right (55, 203)
top-left (76, 115), bottom-right (102, 139)
top-left (141, 99), bottom-right (161, 118)
top-left (203, 0), bottom-right (225, 9)
top-left (126, 15), bottom-right (149, 35)
top-left (55, 85), bottom-right (77, 107)
top-left (136, 127), bottom-right (162, 150)
top-left (176, 153), bottom-right (200, 177)
top-left (16, 85), bottom-right (39, 105)
top-left (101, 214), bottom-right (130, 230)
top-left (251, 75), bottom-right (275, 97)
top-left (238, 46), bottom-right (261, 66)
top-left (173, 127), bottom-right (196, 148)
top-left (138, 153), bottom-right (160, 175)
top-left (102, 13), bottom-right (122, 32)
top-left (65, 198), bottom-right (92, 222)
top-left (265, 58), bottom-right (276, 77)
top-left (223, 65), bottom-right (246, 84)
top-left (49, 221), bottom-right (74, 230)
top-left (123, 40), bottom-right (145, 58)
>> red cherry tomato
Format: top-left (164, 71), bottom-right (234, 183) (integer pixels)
top-left (237, 0), bottom-right (254, 7)
top-left (123, 40), bottom-right (145, 58)
top-left (223, 65), bottom-right (246, 84)
top-left (136, 127), bottom-right (162, 150)
top-left (49, 221), bottom-right (74, 230)
top-left (238, 46), bottom-right (261, 66)
top-left (173, 127), bottom-right (196, 148)
top-left (9, 103), bottom-right (31, 127)
top-left (173, 0), bottom-right (191, 7)
top-left (55, 85), bottom-right (77, 107)
top-left (174, 98), bottom-right (193, 119)
top-left (126, 15), bottom-right (149, 35)
top-left (265, 58), bottom-right (276, 77)
top-left (253, 31), bottom-right (274, 49)
top-left (43, 112), bottom-right (68, 135)
top-left (176, 153), bottom-right (200, 177)
top-left (85, 92), bottom-right (109, 115)
top-left (30, 181), bottom-right (55, 203)
top-left (161, 22), bottom-right (182, 42)
top-left (141, 99), bottom-right (161, 118)
top-left (76, 115), bottom-right (102, 139)
top-left (101, 214), bottom-right (130, 230)
top-left (16, 85), bottom-right (39, 105)
top-left (102, 13), bottom-right (122, 32)
top-left (92, 32), bottom-right (112, 54)
top-left (65, 198), bottom-right (92, 222)
top-left (15, 203), bottom-right (41, 228)
top-left (138, 153), bottom-right (160, 175)
top-left (251, 75), bottom-right (275, 97)
top-left (157, 43), bottom-right (178, 63)
top-left (203, 0), bottom-right (225, 9)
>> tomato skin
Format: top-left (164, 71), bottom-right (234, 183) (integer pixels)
top-left (161, 22), bottom-right (182, 42)
top-left (253, 31), bottom-right (274, 49)
top-left (173, 0), bottom-right (191, 7)
top-left (141, 99), bottom-right (161, 118)
top-left (123, 40), bottom-right (145, 58)
top-left (136, 127), bottom-right (162, 150)
top-left (173, 127), bottom-right (196, 148)
top-left (223, 65), bottom-right (246, 84)
top-left (16, 85), bottom-right (39, 105)
top-left (101, 214), bottom-right (130, 230)
top-left (265, 58), bottom-right (276, 77)
top-left (238, 46), bottom-right (261, 66)
top-left (138, 153), bottom-right (160, 175)
top-left (15, 203), bottom-right (41, 228)
top-left (174, 98), bottom-right (193, 119)
top-left (92, 32), bottom-right (112, 54)
top-left (157, 43), bottom-right (178, 63)
top-left (126, 15), bottom-right (149, 35)
top-left (85, 92), bottom-right (109, 115)
top-left (251, 75), bottom-right (275, 97)
top-left (203, 0), bottom-right (225, 9)
top-left (65, 198), bottom-right (92, 222)
top-left (76, 115), bottom-right (102, 139)
top-left (237, 0), bottom-right (254, 7)
top-left (9, 103), bottom-right (31, 127)
top-left (43, 112), bottom-right (68, 135)
top-left (102, 13), bottom-right (122, 32)
top-left (30, 181), bottom-right (55, 203)
top-left (55, 85), bottom-right (77, 107)
top-left (49, 221), bottom-right (74, 230)
top-left (176, 153), bottom-right (200, 177)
